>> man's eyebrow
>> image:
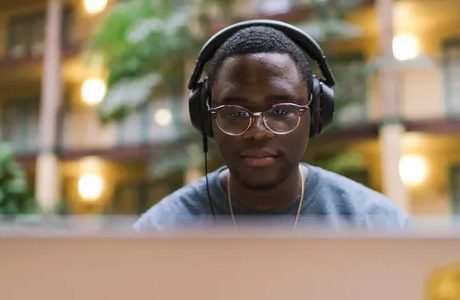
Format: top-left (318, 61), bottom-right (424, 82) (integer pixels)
top-left (217, 96), bottom-right (247, 105)
top-left (216, 93), bottom-right (301, 105)
top-left (269, 94), bottom-right (298, 103)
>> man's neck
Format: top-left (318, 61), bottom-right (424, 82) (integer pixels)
top-left (220, 164), bottom-right (307, 212)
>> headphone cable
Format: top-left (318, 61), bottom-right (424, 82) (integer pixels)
top-left (203, 135), bottom-right (217, 224)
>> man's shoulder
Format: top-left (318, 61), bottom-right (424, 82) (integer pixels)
top-left (133, 177), bottom-right (211, 231)
top-left (308, 165), bottom-right (409, 227)
top-left (312, 165), bottom-right (389, 205)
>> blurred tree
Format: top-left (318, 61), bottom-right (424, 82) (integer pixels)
top-left (295, 0), bottom-right (366, 42)
top-left (88, 0), bottom-right (199, 122)
top-left (0, 145), bottom-right (36, 216)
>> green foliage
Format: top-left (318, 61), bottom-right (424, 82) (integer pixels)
top-left (294, 0), bottom-right (367, 42)
top-left (296, 0), bottom-right (366, 17)
top-left (0, 144), bottom-right (36, 215)
top-left (89, 0), bottom-right (194, 79)
top-left (311, 151), bottom-right (365, 175)
top-left (87, 0), bottom-right (202, 121)
top-left (98, 73), bottom-right (161, 123)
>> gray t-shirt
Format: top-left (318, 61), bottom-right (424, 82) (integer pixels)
top-left (134, 164), bottom-right (409, 231)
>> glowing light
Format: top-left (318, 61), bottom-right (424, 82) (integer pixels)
top-left (81, 78), bottom-right (106, 105)
top-left (399, 155), bottom-right (427, 186)
top-left (154, 108), bottom-right (172, 126)
top-left (84, 0), bottom-right (108, 14)
top-left (393, 34), bottom-right (420, 61)
top-left (78, 173), bottom-right (104, 201)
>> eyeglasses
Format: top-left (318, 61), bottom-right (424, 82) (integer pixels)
top-left (208, 101), bottom-right (310, 136)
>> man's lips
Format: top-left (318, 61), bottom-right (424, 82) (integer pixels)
top-left (238, 150), bottom-right (281, 167)
top-left (239, 149), bottom-right (279, 158)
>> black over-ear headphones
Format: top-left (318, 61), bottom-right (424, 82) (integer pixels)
top-left (187, 19), bottom-right (335, 139)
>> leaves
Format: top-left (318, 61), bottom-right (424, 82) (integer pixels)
top-left (98, 73), bottom-right (161, 122)
top-left (295, 0), bottom-right (366, 17)
top-left (0, 144), bottom-right (36, 215)
top-left (297, 19), bottom-right (362, 42)
top-left (87, 0), bottom-right (199, 121)
top-left (294, 0), bottom-right (366, 42)
top-left (313, 151), bottom-right (365, 173)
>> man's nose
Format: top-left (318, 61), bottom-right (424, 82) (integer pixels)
top-left (242, 114), bottom-right (275, 140)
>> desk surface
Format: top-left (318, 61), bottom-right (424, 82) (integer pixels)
top-left (1, 231), bottom-right (460, 300)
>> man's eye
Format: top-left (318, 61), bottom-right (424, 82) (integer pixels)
top-left (226, 110), bottom-right (249, 119)
top-left (270, 107), bottom-right (290, 116)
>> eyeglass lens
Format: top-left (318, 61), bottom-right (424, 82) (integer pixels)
top-left (215, 105), bottom-right (301, 135)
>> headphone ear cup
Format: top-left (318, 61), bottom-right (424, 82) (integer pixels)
top-left (189, 82), bottom-right (204, 132)
top-left (309, 76), bottom-right (321, 137)
top-left (188, 80), bottom-right (213, 137)
top-left (201, 80), bottom-right (213, 137)
top-left (309, 76), bottom-right (334, 137)
top-left (318, 81), bottom-right (334, 133)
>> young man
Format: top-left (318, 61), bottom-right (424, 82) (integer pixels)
top-left (134, 21), bottom-right (409, 231)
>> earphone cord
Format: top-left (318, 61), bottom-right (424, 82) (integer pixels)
top-left (203, 135), bottom-right (216, 223)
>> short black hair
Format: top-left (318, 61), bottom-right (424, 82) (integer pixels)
top-left (207, 25), bottom-right (313, 90)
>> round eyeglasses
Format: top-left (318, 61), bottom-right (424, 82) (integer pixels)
top-left (208, 102), bottom-right (310, 136)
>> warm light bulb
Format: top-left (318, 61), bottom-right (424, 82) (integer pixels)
top-left (154, 108), bottom-right (172, 126)
top-left (393, 34), bottom-right (420, 61)
top-left (78, 173), bottom-right (104, 201)
top-left (81, 78), bottom-right (106, 105)
top-left (84, 0), bottom-right (108, 14)
top-left (399, 155), bottom-right (427, 186)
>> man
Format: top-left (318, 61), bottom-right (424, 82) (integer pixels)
top-left (134, 20), bottom-right (409, 231)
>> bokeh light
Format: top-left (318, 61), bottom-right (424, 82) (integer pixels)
top-left (81, 78), bottom-right (106, 105)
top-left (77, 173), bottom-right (104, 201)
top-left (393, 33), bottom-right (420, 61)
top-left (84, 0), bottom-right (108, 14)
top-left (399, 154), bottom-right (427, 186)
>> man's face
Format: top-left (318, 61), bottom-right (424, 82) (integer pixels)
top-left (211, 53), bottom-right (310, 190)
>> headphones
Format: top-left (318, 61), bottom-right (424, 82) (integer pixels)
top-left (187, 19), bottom-right (335, 139)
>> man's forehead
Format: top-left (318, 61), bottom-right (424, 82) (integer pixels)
top-left (215, 52), bottom-right (302, 81)
top-left (221, 52), bottom-right (296, 68)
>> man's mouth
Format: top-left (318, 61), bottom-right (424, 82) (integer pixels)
top-left (239, 150), bottom-right (280, 167)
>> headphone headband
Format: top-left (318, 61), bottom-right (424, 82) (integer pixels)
top-left (187, 19), bottom-right (335, 90)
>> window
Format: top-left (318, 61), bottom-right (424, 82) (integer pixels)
top-left (443, 38), bottom-right (460, 116)
top-left (6, 8), bottom-right (74, 59)
top-left (1, 99), bottom-right (39, 153)
top-left (328, 53), bottom-right (368, 127)
top-left (7, 12), bottom-right (44, 58)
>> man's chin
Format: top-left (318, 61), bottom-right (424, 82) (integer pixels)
top-left (240, 181), bottom-right (278, 190)
top-left (234, 173), bottom-right (285, 191)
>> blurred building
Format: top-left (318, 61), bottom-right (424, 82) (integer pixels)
top-left (0, 0), bottom-right (460, 217)
top-left (0, 0), bottom-right (184, 214)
